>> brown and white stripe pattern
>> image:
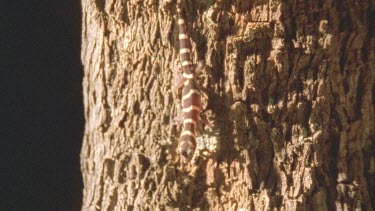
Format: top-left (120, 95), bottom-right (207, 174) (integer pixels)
top-left (177, 7), bottom-right (202, 163)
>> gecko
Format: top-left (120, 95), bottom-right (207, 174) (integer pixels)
top-left (175, 6), bottom-right (204, 163)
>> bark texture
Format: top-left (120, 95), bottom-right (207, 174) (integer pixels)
top-left (80, 0), bottom-right (375, 210)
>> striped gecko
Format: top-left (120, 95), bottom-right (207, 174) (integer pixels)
top-left (176, 6), bottom-right (204, 163)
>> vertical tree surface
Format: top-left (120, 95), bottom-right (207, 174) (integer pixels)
top-left (80, 0), bottom-right (374, 210)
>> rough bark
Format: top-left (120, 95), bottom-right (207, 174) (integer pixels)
top-left (80, 0), bottom-right (375, 210)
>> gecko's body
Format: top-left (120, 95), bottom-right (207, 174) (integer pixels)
top-left (176, 7), bottom-right (202, 163)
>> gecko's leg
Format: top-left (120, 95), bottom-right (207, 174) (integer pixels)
top-left (189, 60), bottom-right (205, 77)
top-left (173, 61), bottom-right (185, 89)
top-left (174, 111), bottom-right (184, 125)
top-left (200, 116), bottom-right (213, 130)
top-left (194, 60), bottom-right (205, 75)
top-left (172, 61), bottom-right (185, 126)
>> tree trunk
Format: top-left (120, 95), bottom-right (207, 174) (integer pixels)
top-left (80, 0), bottom-right (374, 210)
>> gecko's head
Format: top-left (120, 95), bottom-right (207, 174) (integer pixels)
top-left (180, 148), bottom-right (194, 163)
top-left (179, 138), bottom-right (196, 163)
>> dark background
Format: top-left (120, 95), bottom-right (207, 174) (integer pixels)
top-left (1, 0), bottom-right (83, 210)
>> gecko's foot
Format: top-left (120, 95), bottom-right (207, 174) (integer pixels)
top-left (173, 113), bottom-right (184, 125)
top-left (195, 61), bottom-right (205, 74)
